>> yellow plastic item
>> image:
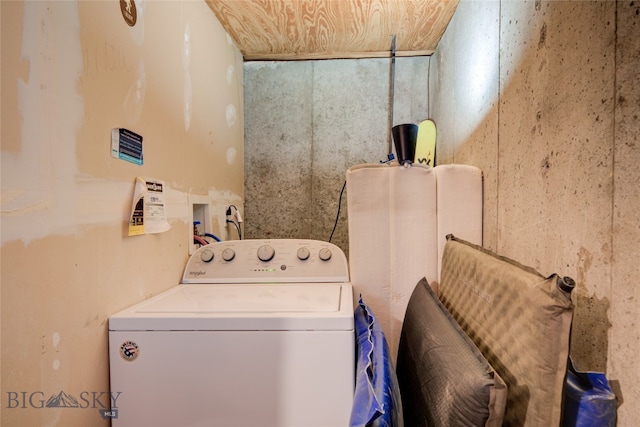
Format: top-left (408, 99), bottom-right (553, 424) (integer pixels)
top-left (414, 119), bottom-right (436, 166)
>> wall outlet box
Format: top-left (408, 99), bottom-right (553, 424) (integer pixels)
top-left (188, 195), bottom-right (212, 255)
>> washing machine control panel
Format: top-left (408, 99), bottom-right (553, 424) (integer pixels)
top-left (182, 239), bottom-right (349, 284)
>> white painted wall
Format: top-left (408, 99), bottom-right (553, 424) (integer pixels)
top-left (1, 2), bottom-right (243, 425)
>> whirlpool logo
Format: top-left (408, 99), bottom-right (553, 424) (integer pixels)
top-left (6, 390), bottom-right (121, 419)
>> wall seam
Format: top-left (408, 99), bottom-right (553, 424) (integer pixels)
top-left (608, 0), bottom-right (618, 374)
top-left (310, 61), bottom-right (316, 233)
top-left (427, 55), bottom-right (431, 118)
top-left (496, 0), bottom-right (502, 252)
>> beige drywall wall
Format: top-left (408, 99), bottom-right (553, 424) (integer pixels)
top-left (1, 1), bottom-right (243, 425)
top-left (430, 0), bottom-right (638, 424)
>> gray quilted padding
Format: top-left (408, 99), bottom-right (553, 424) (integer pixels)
top-left (397, 278), bottom-right (507, 427)
top-left (439, 235), bottom-right (574, 427)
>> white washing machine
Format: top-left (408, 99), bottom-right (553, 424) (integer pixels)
top-left (109, 239), bottom-right (354, 427)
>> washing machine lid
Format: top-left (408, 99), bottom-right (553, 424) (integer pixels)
top-left (109, 283), bottom-right (354, 331)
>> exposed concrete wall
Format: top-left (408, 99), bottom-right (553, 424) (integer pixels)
top-left (1, 1), bottom-right (244, 425)
top-left (244, 57), bottom-right (429, 256)
top-left (611, 0), bottom-right (640, 419)
top-left (430, 0), bottom-right (639, 424)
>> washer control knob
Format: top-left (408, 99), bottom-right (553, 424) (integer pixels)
top-left (200, 248), bottom-right (214, 263)
top-left (318, 248), bottom-right (332, 261)
top-left (257, 245), bottom-right (275, 262)
top-left (297, 247), bottom-right (310, 261)
top-left (222, 248), bottom-right (236, 262)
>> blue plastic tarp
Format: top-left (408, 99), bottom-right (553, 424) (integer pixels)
top-left (563, 359), bottom-right (617, 427)
top-left (350, 296), bottom-right (403, 427)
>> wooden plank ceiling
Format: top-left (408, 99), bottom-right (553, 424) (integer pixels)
top-left (205, 0), bottom-right (459, 60)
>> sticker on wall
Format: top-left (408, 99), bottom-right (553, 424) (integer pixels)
top-left (119, 0), bottom-right (137, 27)
top-left (120, 341), bottom-right (140, 361)
top-left (128, 177), bottom-right (171, 236)
top-left (111, 128), bottom-right (143, 165)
